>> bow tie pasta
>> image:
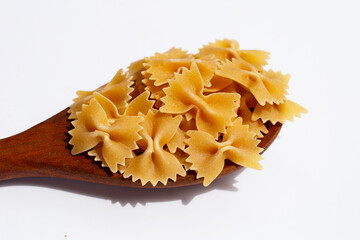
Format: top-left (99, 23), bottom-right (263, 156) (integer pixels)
top-left (68, 39), bottom-right (307, 187)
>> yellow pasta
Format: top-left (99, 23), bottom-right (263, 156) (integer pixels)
top-left (68, 89), bottom-right (102, 120)
top-left (203, 75), bottom-right (233, 93)
top-left (124, 90), bottom-right (155, 116)
top-left (160, 63), bottom-right (240, 138)
top-left (167, 126), bottom-right (187, 154)
top-left (127, 59), bottom-right (147, 99)
top-left (252, 99), bottom-right (308, 124)
top-left (208, 39), bottom-right (241, 49)
top-left (122, 109), bottom-right (186, 186)
top-left (238, 50), bottom-right (270, 69)
top-left (68, 69), bottom-right (133, 119)
top-left (185, 118), bottom-right (263, 186)
top-left (68, 39), bottom-right (306, 186)
top-left (145, 58), bottom-right (217, 87)
top-left (69, 93), bottom-right (143, 172)
top-left (198, 39), bottom-right (270, 69)
top-left (216, 58), bottom-right (289, 106)
top-left (239, 97), bottom-right (268, 138)
top-left (197, 40), bottom-right (241, 62)
top-left (174, 149), bottom-right (191, 171)
top-left (142, 77), bottom-right (167, 102)
top-left (144, 48), bottom-right (192, 86)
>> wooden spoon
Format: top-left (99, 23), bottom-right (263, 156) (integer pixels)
top-left (0, 108), bottom-right (281, 188)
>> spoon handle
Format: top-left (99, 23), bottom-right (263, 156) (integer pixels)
top-left (0, 133), bottom-right (29, 181)
top-left (0, 111), bottom-right (63, 181)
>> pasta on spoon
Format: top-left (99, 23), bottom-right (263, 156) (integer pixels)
top-left (68, 39), bottom-right (307, 187)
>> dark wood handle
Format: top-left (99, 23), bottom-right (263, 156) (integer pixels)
top-left (0, 133), bottom-right (36, 180)
top-left (0, 111), bottom-right (66, 180)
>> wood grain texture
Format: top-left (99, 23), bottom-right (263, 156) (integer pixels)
top-left (0, 108), bottom-right (281, 188)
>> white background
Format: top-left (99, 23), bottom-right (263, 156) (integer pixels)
top-left (0, 0), bottom-right (359, 239)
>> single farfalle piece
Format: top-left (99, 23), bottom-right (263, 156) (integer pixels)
top-left (160, 63), bottom-right (240, 138)
top-left (68, 69), bottom-right (133, 119)
top-left (216, 58), bottom-right (289, 106)
top-left (210, 39), bottom-right (270, 68)
top-left (197, 39), bottom-right (270, 70)
top-left (185, 118), bottom-right (263, 186)
top-left (69, 92), bottom-right (143, 173)
top-left (123, 109), bottom-right (186, 186)
top-left (197, 39), bottom-right (242, 62)
top-left (252, 99), bottom-right (307, 124)
top-left (145, 48), bottom-right (217, 87)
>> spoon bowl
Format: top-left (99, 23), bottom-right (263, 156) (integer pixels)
top-left (0, 108), bottom-right (281, 188)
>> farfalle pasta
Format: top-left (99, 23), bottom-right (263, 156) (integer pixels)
top-left (123, 109), bottom-right (186, 186)
top-left (69, 92), bottom-right (143, 173)
top-left (185, 118), bottom-right (263, 186)
top-left (160, 63), bottom-right (240, 138)
top-left (68, 39), bottom-right (306, 186)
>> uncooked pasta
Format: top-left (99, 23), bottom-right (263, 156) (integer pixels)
top-left (68, 39), bottom-right (306, 186)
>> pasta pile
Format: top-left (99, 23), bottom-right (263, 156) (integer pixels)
top-left (68, 39), bottom-right (306, 186)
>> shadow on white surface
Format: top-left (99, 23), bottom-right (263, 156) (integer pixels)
top-left (0, 170), bottom-right (241, 206)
